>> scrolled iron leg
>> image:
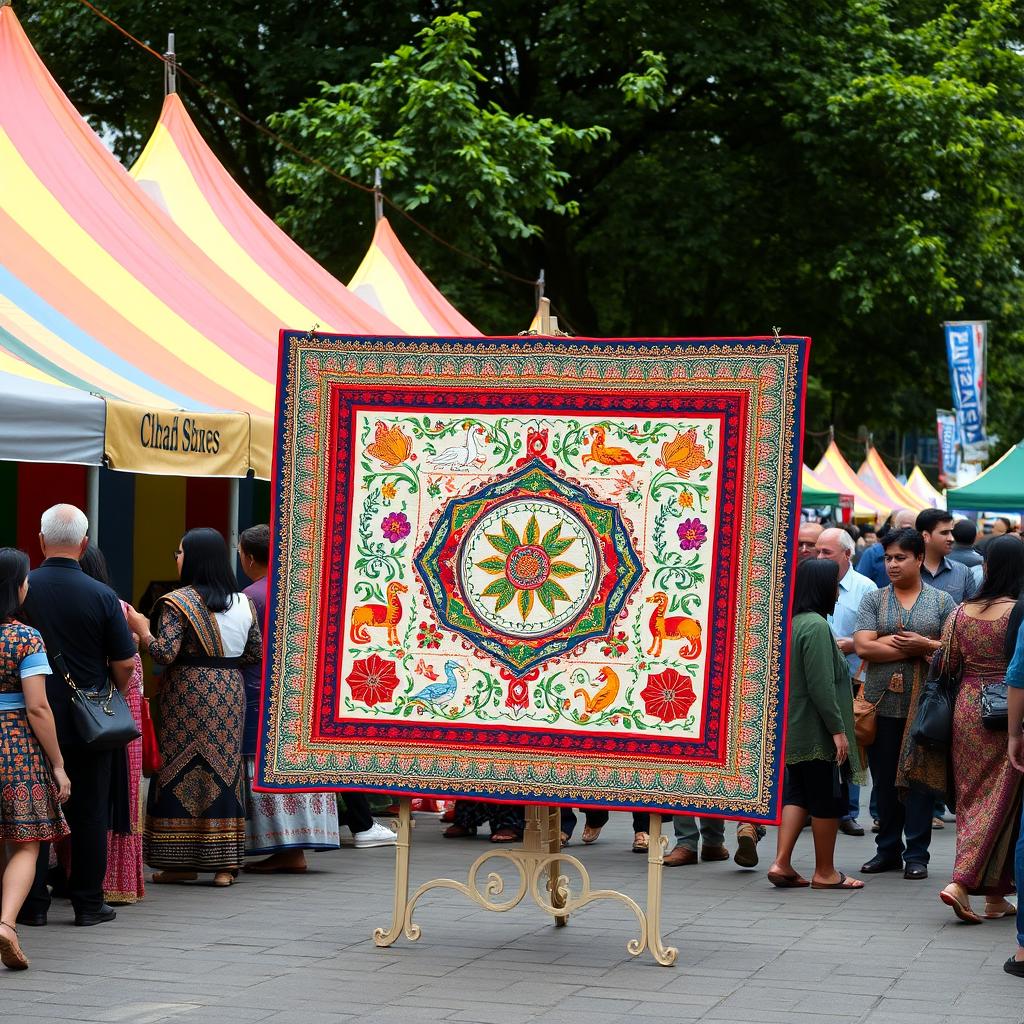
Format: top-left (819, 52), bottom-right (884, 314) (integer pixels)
top-left (373, 796), bottom-right (413, 946)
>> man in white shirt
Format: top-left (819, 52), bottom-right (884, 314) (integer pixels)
top-left (816, 527), bottom-right (877, 836)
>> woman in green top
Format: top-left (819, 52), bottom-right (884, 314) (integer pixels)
top-left (768, 558), bottom-right (864, 891)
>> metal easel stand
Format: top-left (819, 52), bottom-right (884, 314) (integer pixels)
top-left (373, 797), bottom-right (678, 966)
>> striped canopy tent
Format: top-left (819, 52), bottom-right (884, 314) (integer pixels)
top-left (0, 6), bottom-right (394, 597)
top-left (801, 464), bottom-right (854, 511)
top-left (906, 465), bottom-right (945, 509)
top-left (130, 92), bottom-right (402, 342)
top-left (0, 4), bottom-right (335, 479)
top-left (856, 446), bottom-right (927, 513)
top-left (348, 216), bottom-right (480, 336)
top-left (813, 442), bottom-right (892, 521)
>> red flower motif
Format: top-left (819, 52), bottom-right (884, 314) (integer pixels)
top-left (346, 654), bottom-right (401, 707)
top-left (640, 668), bottom-right (697, 724)
top-left (505, 677), bottom-right (530, 712)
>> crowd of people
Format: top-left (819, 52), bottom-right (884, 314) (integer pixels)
top-left (0, 505), bottom-right (397, 970)
top-left (1, 501), bottom-right (1024, 979)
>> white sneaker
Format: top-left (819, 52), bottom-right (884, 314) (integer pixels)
top-left (353, 821), bottom-right (398, 848)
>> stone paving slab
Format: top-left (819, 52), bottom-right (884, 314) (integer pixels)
top-left (3, 806), bottom-right (1024, 1023)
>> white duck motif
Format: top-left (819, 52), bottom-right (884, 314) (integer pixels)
top-left (429, 422), bottom-right (485, 469)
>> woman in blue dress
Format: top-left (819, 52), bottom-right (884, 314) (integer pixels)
top-left (0, 548), bottom-right (70, 969)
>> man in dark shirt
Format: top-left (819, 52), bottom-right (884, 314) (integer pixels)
top-left (917, 508), bottom-right (977, 604)
top-left (20, 504), bottom-right (136, 927)
top-left (948, 519), bottom-right (983, 569)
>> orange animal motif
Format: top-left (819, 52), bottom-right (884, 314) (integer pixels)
top-left (581, 426), bottom-right (644, 468)
top-left (645, 592), bottom-right (702, 658)
top-left (365, 421), bottom-right (413, 467)
top-left (350, 582), bottom-right (408, 646)
top-left (574, 666), bottom-right (621, 722)
top-left (656, 428), bottom-right (712, 478)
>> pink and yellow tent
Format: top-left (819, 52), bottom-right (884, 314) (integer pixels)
top-left (130, 93), bottom-right (401, 341)
top-left (0, 5), bottom-right (311, 477)
top-left (907, 465), bottom-right (945, 509)
top-left (348, 217), bottom-right (480, 336)
top-left (813, 442), bottom-right (892, 521)
top-left (857, 447), bottom-right (926, 513)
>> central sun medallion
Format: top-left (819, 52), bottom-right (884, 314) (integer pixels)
top-left (414, 459), bottom-right (643, 676)
top-left (460, 499), bottom-right (600, 639)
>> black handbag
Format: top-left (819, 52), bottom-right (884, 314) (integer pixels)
top-left (911, 652), bottom-right (955, 750)
top-left (52, 652), bottom-right (141, 751)
top-left (911, 612), bottom-right (962, 751)
top-left (981, 681), bottom-right (1009, 731)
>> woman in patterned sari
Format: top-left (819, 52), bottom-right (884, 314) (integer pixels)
top-left (938, 536), bottom-right (1024, 923)
top-left (127, 528), bottom-right (261, 888)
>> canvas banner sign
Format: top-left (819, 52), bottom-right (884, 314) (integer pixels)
top-left (257, 332), bottom-right (809, 821)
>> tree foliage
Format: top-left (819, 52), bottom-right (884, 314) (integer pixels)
top-left (19, 0), bottom-right (1024, 455)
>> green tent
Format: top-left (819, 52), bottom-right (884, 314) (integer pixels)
top-left (946, 442), bottom-right (1024, 511)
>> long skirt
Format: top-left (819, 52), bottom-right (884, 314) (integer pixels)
top-left (243, 757), bottom-right (340, 854)
top-left (104, 681), bottom-right (145, 903)
top-left (144, 664), bottom-right (246, 871)
top-left (951, 674), bottom-right (1022, 896)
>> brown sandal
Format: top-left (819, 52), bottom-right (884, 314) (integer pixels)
top-left (0, 921), bottom-right (28, 970)
top-left (767, 870), bottom-right (810, 888)
top-left (490, 828), bottom-right (520, 843)
top-left (581, 825), bottom-right (603, 845)
top-left (151, 871), bottom-right (198, 885)
top-left (443, 824), bottom-right (476, 838)
top-left (631, 831), bottom-right (649, 853)
top-left (940, 886), bottom-right (983, 924)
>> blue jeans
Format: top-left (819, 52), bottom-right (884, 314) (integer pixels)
top-left (1016, 803), bottom-right (1024, 948)
top-left (843, 782), bottom-right (861, 822)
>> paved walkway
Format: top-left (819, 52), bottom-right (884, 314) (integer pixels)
top-left (3, 810), bottom-right (1023, 1024)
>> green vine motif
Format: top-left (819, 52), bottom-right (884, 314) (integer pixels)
top-left (353, 580), bottom-right (386, 604)
top-left (359, 458), bottom-right (421, 495)
top-left (648, 468), bottom-right (710, 509)
top-left (669, 591), bottom-right (703, 615)
top-left (650, 501), bottom-right (708, 595)
top-left (352, 489), bottom-right (407, 581)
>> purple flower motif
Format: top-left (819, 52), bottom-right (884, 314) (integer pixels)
top-left (381, 512), bottom-right (411, 543)
top-left (676, 518), bottom-right (707, 551)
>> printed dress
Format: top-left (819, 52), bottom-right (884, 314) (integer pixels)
top-left (948, 609), bottom-right (1021, 896)
top-left (104, 606), bottom-right (145, 903)
top-left (0, 620), bottom-right (69, 843)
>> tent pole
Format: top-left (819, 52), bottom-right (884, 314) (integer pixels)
top-left (373, 168), bottom-right (383, 223)
top-left (228, 476), bottom-right (240, 561)
top-left (164, 33), bottom-right (177, 96)
top-left (86, 465), bottom-right (100, 548)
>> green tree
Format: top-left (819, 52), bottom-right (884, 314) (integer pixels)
top-left (267, 12), bottom-right (608, 321)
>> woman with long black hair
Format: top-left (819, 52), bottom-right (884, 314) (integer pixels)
top-left (127, 529), bottom-right (261, 888)
top-left (767, 558), bottom-right (863, 890)
top-left (938, 535), bottom-right (1024, 923)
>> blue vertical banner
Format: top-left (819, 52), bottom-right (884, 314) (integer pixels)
top-left (936, 409), bottom-right (959, 484)
top-left (943, 321), bottom-right (988, 451)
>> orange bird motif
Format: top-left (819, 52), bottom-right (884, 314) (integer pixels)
top-left (645, 592), bottom-right (702, 658)
top-left (581, 426), bottom-right (644, 468)
top-left (656, 428), bottom-right (712, 478)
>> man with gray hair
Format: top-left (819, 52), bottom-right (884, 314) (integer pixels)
top-left (816, 526), bottom-right (877, 836)
top-left (19, 504), bottom-right (137, 927)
